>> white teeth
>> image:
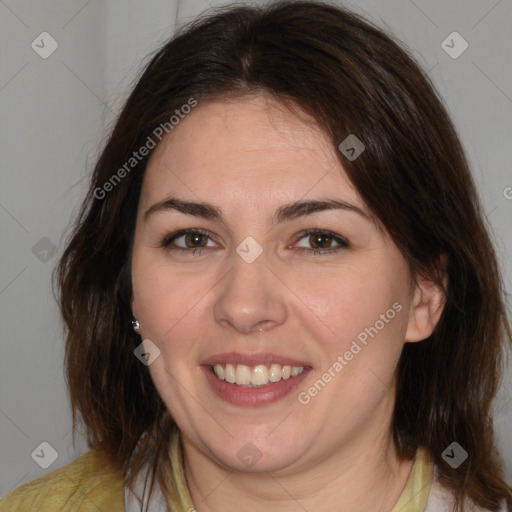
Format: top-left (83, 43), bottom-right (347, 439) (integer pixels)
top-left (251, 364), bottom-right (269, 385)
top-left (235, 364), bottom-right (252, 385)
top-left (225, 363), bottom-right (236, 383)
top-left (214, 364), bottom-right (224, 380)
top-left (291, 366), bottom-right (304, 377)
top-left (269, 363), bottom-right (282, 382)
top-left (212, 363), bottom-right (306, 386)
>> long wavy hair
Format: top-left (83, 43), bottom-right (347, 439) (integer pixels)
top-left (56, 1), bottom-right (512, 509)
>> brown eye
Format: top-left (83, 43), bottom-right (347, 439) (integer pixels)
top-left (160, 229), bottom-right (216, 254)
top-left (309, 233), bottom-right (333, 249)
top-left (294, 229), bottom-right (349, 255)
top-left (184, 232), bottom-right (208, 248)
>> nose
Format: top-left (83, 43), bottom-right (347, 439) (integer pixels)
top-left (213, 250), bottom-right (288, 335)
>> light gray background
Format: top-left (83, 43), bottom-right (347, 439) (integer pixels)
top-left (1, 0), bottom-right (511, 499)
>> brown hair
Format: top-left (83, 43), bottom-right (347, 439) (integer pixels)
top-left (56, 1), bottom-right (512, 509)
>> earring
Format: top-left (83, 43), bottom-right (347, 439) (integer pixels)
top-left (131, 316), bottom-right (141, 334)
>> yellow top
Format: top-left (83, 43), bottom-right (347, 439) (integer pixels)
top-left (0, 432), bottom-right (433, 511)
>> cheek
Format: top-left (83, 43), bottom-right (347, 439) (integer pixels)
top-left (294, 259), bottom-right (410, 359)
top-left (131, 257), bottom-right (206, 343)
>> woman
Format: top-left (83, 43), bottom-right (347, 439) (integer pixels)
top-left (1, 1), bottom-right (510, 511)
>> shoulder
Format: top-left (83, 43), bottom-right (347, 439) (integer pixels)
top-left (0, 447), bottom-right (125, 512)
top-left (426, 466), bottom-right (510, 512)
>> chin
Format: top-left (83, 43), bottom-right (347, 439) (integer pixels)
top-left (205, 435), bottom-right (306, 474)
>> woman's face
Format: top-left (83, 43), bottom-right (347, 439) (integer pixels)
top-left (131, 94), bottom-right (429, 474)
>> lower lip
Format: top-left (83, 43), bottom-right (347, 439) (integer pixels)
top-left (202, 366), bottom-right (312, 407)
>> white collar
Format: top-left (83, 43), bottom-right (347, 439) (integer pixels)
top-left (124, 458), bottom-right (169, 511)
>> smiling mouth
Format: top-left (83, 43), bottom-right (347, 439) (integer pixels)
top-left (211, 363), bottom-right (307, 387)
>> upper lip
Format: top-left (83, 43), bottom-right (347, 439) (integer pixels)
top-left (201, 352), bottom-right (311, 368)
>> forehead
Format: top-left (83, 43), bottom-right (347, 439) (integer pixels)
top-left (140, 95), bottom-right (360, 211)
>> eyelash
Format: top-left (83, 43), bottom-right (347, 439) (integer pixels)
top-left (159, 228), bottom-right (349, 256)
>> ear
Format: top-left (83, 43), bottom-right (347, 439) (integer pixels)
top-left (405, 266), bottom-right (447, 343)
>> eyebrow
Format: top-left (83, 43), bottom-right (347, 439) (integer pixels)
top-left (144, 196), bottom-right (371, 225)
